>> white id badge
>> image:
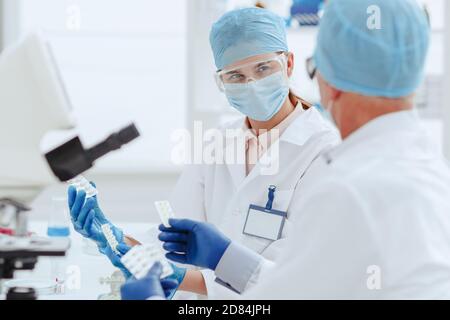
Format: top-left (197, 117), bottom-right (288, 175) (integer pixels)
top-left (242, 205), bottom-right (287, 241)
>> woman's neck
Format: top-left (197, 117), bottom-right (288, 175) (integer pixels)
top-left (248, 92), bottom-right (297, 136)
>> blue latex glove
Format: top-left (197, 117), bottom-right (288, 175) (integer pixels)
top-left (100, 243), bottom-right (133, 279)
top-left (120, 262), bottom-right (178, 300)
top-left (158, 219), bottom-right (231, 270)
top-left (68, 184), bottom-right (124, 248)
top-left (163, 263), bottom-right (187, 300)
top-left (68, 184), bottom-right (127, 271)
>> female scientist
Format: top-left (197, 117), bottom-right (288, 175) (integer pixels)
top-left (67, 7), bottom-right (340, 299)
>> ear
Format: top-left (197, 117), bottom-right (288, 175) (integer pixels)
top-left (317, 73), bottom-right (342, 107)
top-left (286, 52), bottom-right (294, 77)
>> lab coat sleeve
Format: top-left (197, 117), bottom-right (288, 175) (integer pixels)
top-left (169, 164), bottom-right (207, 222)
top-left (213, 242), bottom-right (265, 294)
top-left (243, 179), bottom-right (382, 300)
top-left (201, 257), bottom-right (276, 299)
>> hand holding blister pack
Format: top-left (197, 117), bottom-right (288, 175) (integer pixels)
top-left (67, 182), bottom-right (126, 261)
top-left (154, 201), bottom-right (175, 228)
top-left (120, 244), bottom-right (173, 279)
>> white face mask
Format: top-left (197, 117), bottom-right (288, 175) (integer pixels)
top-left (223, 71), bottom-right (290, 122)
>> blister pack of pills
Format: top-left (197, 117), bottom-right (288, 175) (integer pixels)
top-left (120, 243), bottom-right (173, 279)
top-left (67, 175), bottom-right (98, 198)
top-left (154, 201), bottom-right (175, 228)
top-left (101, 224), bottom-right (120, 254)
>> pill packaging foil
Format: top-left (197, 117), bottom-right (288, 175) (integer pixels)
top-left (154, 201), bottom-right (175, 228)
top-left (101, 224), bottom-right (120, 254)
top-left (121, 243), bottom-right (173, 279)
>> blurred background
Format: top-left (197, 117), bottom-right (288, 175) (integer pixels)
top-left (1, 0), bottom-right (449, 223)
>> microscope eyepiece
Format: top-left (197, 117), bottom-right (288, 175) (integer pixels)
top-left (44, 123), bottom-right (140, 182)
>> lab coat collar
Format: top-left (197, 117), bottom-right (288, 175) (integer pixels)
top-left (223, 106), bottom-right (338, 188)
top-left (222, 121), bottom-right (247, 188)
top-left (280, 106), bottom-right (339, 147)
top-left (325, 110), bottom-right (438, 164)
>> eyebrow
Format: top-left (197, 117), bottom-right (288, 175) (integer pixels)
top-left (224, 60), bottom-right (271, 75)
top-left (225, 70), bottom-right (241, 75)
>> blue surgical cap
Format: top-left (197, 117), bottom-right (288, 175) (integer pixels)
top-left (314, 0), bottom-right (430, 98)
top-left (210, 8), bottom-right (288, 70)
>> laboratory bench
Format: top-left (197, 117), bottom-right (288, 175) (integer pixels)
top-left (1, 220), bottom-right (157, 300)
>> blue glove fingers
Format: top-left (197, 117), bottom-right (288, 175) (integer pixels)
top-left (158, 219), bottom-right (197, 233)
top-left (161, 279), bottom-right (179, 299)
top-left (168, 218), bottom-right (198, 231)
top-left (158, 232), bottom-right (188, 243)
top-left (158, 224), bottom-right (177, 232)
top-left (161, 278), bottom-right (178, 290)
top-left (82, 210), bottom-right (95, 234)
top-left (70, 189), bottom-right (86, 221)
top-left (89, 181), bottom-right (100, 202)
top-left (121, 269), bottom-right (133, 280)
top-left (117, 243), bottom-right (131, 255)
top-left (163, 242), bottom-right (187, 253)
top-left (167, 263), bottom-right (187, 284)
top-left (75, 198), bottom-right (96, 229)
top-left (68, 186), bottom-right (77, 209)
top-left (101, 244), bottom-right (133, 279)
top-left (165, 252), bottom-right (187, 264)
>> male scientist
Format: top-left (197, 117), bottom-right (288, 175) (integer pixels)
top-left (121, 0), bottom-right (450, 299)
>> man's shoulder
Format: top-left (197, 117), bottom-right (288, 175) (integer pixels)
top-left (312, 154), bottom-right (450, 222)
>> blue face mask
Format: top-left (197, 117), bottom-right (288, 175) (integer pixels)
top-left (224, 71), bottom-right (289, 121)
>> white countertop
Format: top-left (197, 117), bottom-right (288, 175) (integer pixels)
top-left (2, 220), bottom-right (158, 300)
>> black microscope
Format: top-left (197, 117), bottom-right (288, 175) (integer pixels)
top-left (0, 124), bottom-right (140, 300)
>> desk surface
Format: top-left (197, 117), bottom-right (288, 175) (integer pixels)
top-left (3, 221), bottom-right (157, 300)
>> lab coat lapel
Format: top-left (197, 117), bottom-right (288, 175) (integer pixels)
top-left (243, 138), bottom-right (281, 185)
top-left (242, 107), bottom-right (337, 187)
top-left (223, 127), bottom-right (247, 189)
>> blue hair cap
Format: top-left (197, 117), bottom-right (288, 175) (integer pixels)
top-left (314, 0), bottom-right (430, 98)
top-left (210, 7), bottom-right (289, 70)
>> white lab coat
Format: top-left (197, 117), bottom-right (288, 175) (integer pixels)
top-left (170, 106), bottom-right (340, 298)
top-left (246, 111), bottom-right (450, 299)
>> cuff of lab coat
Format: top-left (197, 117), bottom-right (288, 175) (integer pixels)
top-left (214, 242), bottom-right (263, 294)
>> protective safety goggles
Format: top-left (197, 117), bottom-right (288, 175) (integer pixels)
top-left (215, 53), bottom-right (288, 92)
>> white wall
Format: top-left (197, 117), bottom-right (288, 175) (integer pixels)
top-left (30, 172), bottom-right (180, 223)
top-left (0, 0), bottom-right (190, 221)
top-left (16, 0), bottom-right (188, 173)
